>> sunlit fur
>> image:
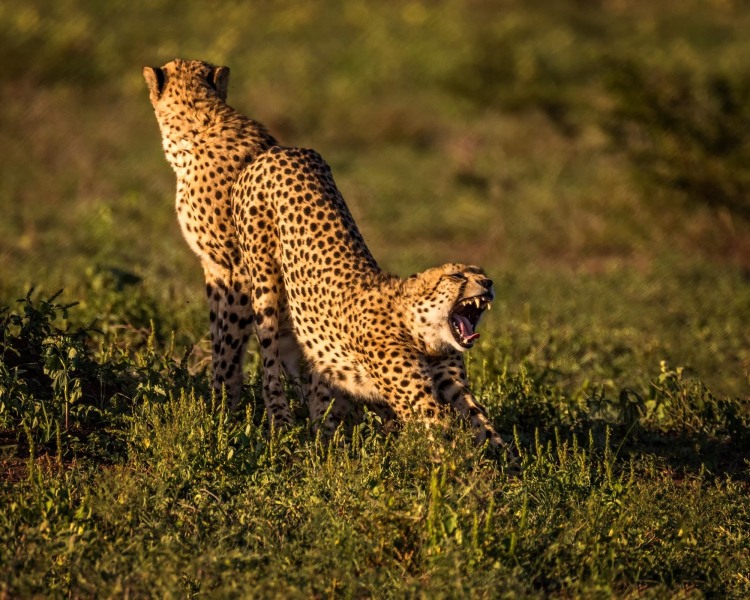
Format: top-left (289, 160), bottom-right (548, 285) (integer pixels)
top-left (143, 59), bottom-right (300, 415)
top-left (233, 145), bottom-right (507, 449)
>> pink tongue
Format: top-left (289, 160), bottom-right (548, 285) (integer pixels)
top-left (455, 314), bottom-right (480, 343)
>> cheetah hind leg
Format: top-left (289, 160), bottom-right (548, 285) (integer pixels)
top-left (277, 304), bottom-right (305, 399)
top-left (366, 402), bottom-right (398, 432)
top-left (306, 372), bottom-right (356, 438)
top-left (204, 263), bottom-right (302, 416)
top-left (250, 259), bottom-right (293, 430)
top-left (306, 378), bottom-right (398, 438)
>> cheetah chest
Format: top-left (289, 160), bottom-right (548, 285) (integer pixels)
top-left (174, 170), bottom-right (237, 270)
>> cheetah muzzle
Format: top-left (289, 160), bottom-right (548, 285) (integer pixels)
top-left (450, 289), bottom-right (493, 349)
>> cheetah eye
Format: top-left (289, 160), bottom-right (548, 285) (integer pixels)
top-left (447, 273), bottom-right (467, 281)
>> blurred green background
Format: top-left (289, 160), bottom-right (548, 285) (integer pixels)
top-left (0, 0), bottom-right (748, 397)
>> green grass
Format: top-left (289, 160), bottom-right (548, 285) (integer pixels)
top-left (1, 0), bottom-right (749, 597)
top-left (1, 292), bottom-right (748, 597)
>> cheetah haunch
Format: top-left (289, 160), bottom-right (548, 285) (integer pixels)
top-left (234, 146), bottom-right (508, 448)
top-left (143, 59), bottom-right (303, 408)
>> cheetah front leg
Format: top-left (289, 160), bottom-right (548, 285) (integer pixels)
top-left (364, 348), bottom-right (444, 431)
top-left (427, 352), bottom-right (516, 459)
top-left (203, 263), bottom-right (255, 409)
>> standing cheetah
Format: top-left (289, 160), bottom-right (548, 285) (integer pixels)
top-left (143, 59), bottom-right (303, 408)
top-left (234, 146), bottom-right (508, 449)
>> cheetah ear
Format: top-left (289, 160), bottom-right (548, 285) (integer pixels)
top-left (401, 272), bottom-right (424, 296)
top-left (209, 66), bottom-right (230, 101)
top-left (143, 66), bottom-right (165, 97)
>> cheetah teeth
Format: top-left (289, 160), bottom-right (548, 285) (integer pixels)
top-left (459, 296), bottom-right (490, 310)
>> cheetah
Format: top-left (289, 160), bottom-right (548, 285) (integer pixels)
top-left (234, 145), bottom-right (509, 449)
top-left (143, 59), bottom-right (303, 410)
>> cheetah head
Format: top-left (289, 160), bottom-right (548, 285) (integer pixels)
top-left (143, 59), bottom-right (230, 131)
top-left (402, 263), bottom-right (494, 355)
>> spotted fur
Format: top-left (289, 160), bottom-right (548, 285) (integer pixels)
top-left (233, 146), bottom-right (508, 448)
top-left (143, 59), bottom-right (303, 412)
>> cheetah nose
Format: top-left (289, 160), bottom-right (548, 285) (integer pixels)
top-left (479, 278), bottom-right (493, 290)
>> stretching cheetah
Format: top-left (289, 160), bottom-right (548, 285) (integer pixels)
top-left (143, 59), bottom-right (302, 408)
top-left (234, 146), bottom-right (508, 449)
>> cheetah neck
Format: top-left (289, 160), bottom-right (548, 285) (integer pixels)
top-left (391, 280), bottom-right (454, 357)
top-left (348, 277), bottom-right (433, 355)
top-left (159, 104), bottom-right (276, 178)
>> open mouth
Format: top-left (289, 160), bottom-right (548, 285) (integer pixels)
top-left (450, 294), bottom-right (492, 348)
